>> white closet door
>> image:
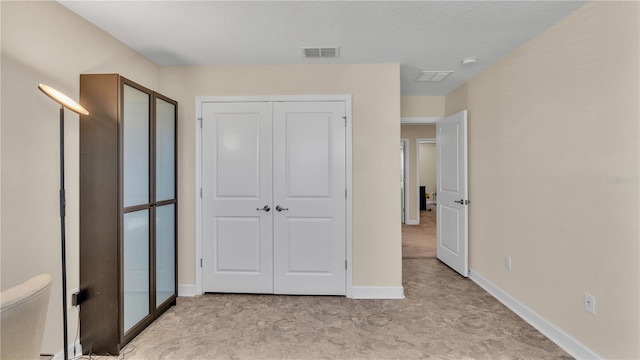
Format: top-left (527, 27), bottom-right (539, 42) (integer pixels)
top-left (272, 102), bottom-right (346, 295)
top-left (201, 102), bottom-right (274, 293)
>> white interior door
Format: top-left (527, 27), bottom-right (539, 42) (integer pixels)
top-left (201, 100), bottom-right (347, 295)
top-left (272, 102), bottom-right (346, 295)
top-left (436, 110), bottom-right (469, 277)
top-left (201, 102), bottom-right (274, 293)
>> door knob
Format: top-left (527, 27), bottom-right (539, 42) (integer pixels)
top-left (454, 199), bottom-right (464, 204)
top-left (275, 205), bottom-right (288, 212)
top-left (257, 205), bottom-right (271, 212)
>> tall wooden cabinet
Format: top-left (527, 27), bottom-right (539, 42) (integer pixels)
top-left (79, 74), bottom-right (178, 355)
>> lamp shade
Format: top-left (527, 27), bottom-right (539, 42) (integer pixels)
top-left (38, 84), bottom-right (89, 116)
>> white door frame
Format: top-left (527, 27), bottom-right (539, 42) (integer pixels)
top-left (400, 138), bottom-right (409, 224)
top-left (195, 95), bottom-right (354, 297)
top-left (416, 138), bottom-right (436, 224)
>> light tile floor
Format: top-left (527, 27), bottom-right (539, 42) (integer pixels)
top-left (78, 258), bottom-right (571, 359)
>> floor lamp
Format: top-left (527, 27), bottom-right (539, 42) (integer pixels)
top-left (38, 84), bottom-right (89, 360)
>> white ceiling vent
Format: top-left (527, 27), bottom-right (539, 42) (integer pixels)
top-left (302, 47), bottom-right (340, 58)
top-left (416, 71), bottom-right (454, 82)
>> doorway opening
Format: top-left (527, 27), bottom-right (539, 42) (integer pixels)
top-left (400, 111), bottom-right (469, 277)
top-left (402, 138), bottom-right (437, 259)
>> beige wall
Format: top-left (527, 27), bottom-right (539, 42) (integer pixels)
top-left (445, 2), bottom-right (639, 358)
top-left (158, 64), bottom-right (402, 288)
top-left (400, 126), bottom-right (435, 222)
top-left (444, 83), bottom-right (468, 117)
top-left (419, 143), bottom-right (436, 199)
top-left (1, 1), bottom-right (161, 354)
top-left (401, 96), bottom-right (445, 117)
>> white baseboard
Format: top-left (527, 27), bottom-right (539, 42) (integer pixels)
top-left (52, 341), bottom-right (82, 360)
top-left (178, 284), bottom-right (198, 297)
top-left (181, 283), bottom-right (404, 299)
top-left (351, 286), bottom-right (405, 299)
top-left (469, 269), bottom-right (601, 360)
top-left (405, 220), bottom-right (419, 225)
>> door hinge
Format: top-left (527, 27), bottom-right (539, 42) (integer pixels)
top-left (200, 188), bottom-right (203, 198)
top-left (198, 117), bottom-right (203, 128)
top-left (200, 258), bottom-right (203, 268)
top-left (345, 260), bottom-right (347, 270)
top-left (343, 116), bottom-right (347, 126)
top-left (345, 189), bottom-right (347, 198)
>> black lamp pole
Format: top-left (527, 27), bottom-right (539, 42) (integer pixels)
top-left (59, 106), bottom-right (69, 360)
top-left (38, 83), bottom-right (88, 360)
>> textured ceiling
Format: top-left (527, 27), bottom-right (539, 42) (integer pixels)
top-left (59, 1), bottom-right (586, 96)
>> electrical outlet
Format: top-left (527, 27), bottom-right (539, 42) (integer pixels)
top-left (584, 293), bottom-right (596, 315)
top-left (72, 289), bottom-right (88, 307)
top-left (68, 288), bottom-right (79, 309)
top-left (504, 255), bottom-right (512, 271)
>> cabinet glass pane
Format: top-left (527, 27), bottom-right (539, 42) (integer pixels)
top-left (123, 209), bottom-right (150, 333)
top-left (123, 84), bottom-right (149, 207)
top-left (155, 98), bottom-right (175, 202)
top-left (156, 204), bottom-right (175, 307)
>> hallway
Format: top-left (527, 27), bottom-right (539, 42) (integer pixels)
top-left (402, 210), bottom-right (437, 258)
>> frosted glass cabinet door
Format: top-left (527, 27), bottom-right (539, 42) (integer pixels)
top-left (123, 209), bottom-right (150, 333)
top-left (155, 98), bottom-right (175, 202)
top-left (156, 204), bottom-right (175, 307)
top-left (123, 84), bottom-right (150, 207)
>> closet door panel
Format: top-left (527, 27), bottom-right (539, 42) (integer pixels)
top-left (273, 101), bottom-right (346, 295)
top-left (155, 98), bottom-right (176, 202)
top-left (123, 84), bottom-right (150, 207)
top-left (123, 209), bottom-right (150, 333)
top-left (201, 102), bottom-right (273, 294)
top-left (155, 204), bottom-right (176, 307)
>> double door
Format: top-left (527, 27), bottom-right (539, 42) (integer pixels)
top-left (201, 101), bottom-right (346, 295)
